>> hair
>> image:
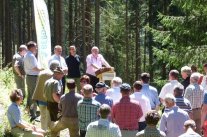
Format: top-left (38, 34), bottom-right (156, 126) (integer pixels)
top-left (10, 89), bottom-right (23, 102)
top-left (69, 45), bottom-right (76, 50)
top-left (83, 84), bottom-right (93, 96)
top-left (191, 65), bottom-right (197, 72)
top-left (18, 45), bottom-right (27, 52)
top-left (91, 46), bottom-right (99, 51)
top-left (141, 73), bottom-right (150, 83)
top-left (145, 110), bottom-right (160, 125)
top-left (190, 72), bottom-right (200, 83)
top-left (174, 86), bottom-right (184, 97)
top-left (169, 70), bottom-right (179, 79)
top-left (133, 81), bottom-right (142, 90)
top-left (26, 41), bottom-right (37, 49)
top-left (80, 75), bottom-right (90, 83)
top-left (164, 94), bottom-right (175, 105)
top-left (67, 79), bottom-right (76, 89)
top-left (54, 45), bottom-right (62, 50)
top-left (181, 66), bottom-right (191, 76)
top-left (184, 120), bottom-right (196, 129)
top-left (203, 63), bottom-right (207, 68)
top-left (99, 104), bottom-right (111, 119)
top-left (112, 77), bottom-right (122, 87)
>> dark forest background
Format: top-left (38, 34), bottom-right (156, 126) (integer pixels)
top-left (1, 0), bottom-right (207, 88)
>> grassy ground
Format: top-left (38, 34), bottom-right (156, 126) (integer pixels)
top-left (0, 68), bottom-right (69, 137)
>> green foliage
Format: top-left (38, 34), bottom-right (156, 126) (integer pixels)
top-left (148, 0), bottom-right (207, 70)
top-left (0, 67), bottom-right (14, 88)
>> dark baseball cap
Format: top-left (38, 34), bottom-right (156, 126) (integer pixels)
top-left (95, 82), bottom-right (107, 88)
top-left (120, 83), bottom-right (131, 90)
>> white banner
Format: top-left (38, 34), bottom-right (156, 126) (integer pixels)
top-left (33, 0), bottom-right (51, 68)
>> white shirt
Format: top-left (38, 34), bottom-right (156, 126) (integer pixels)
top-left (159, 80), bottom-right (183, 100)
top-left (106, 87), bottom-right (122, 104)
top-left (24, 51), bottom-right (39, 75)
top-left (86, 54), bottom-right (110, 76)
top-left (86, 119), bottom-right (121, 137)
top-left (130, 92), bottom-right (151, 122)
top-left (48, 54), bottom-right (67, 70)
top-left (201, 75), bottom-right (207, 91)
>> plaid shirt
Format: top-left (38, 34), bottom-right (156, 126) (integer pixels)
top-left (112, 96), bottom-right (143, 130)
top-left (184, 84), bottom-right (204, 109)
top-left (136, 126), bottom-right (166, 137)
top-left (77, 98), bottom-right (101, 130)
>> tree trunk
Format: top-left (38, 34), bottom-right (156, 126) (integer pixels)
top-left (22, 0), bottom-right (26, 43)
top-left (68, 0), bottom-right (73, 46)
top-left (95, 0), bottom-right (100, 48)
top-left (18, 0), bottom-right (22, 45)
top-left (135, 2), bottom-right (141, 80)
top-left (148, 0), bottom-right (154, 81)
top-left (81, 0), bottom-right (86, 69)
top-left (125, 0), bottom-right (129, 82)
top-left (27, 0), bottom-right (31, 41)
top-left (4, 0), bottom-right (12, 67)
top-left (85, 0), bottom-right (92, 52)
top-left (54, 0), bottom-right (64, 47)
top-left (0, 0), bottom-right (3, 68)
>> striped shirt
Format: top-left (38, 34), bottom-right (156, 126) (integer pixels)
top-left (77, 98), bottom-right (101, 130)
top-left (175, 96), bottom-right (192, 113)
top-left (184, 84), bottom-right (204, 109)
top-left (86, 119), bottom-right (121, 137)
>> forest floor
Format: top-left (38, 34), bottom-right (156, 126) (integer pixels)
top-left (0, 69), bottom-right (70, 136)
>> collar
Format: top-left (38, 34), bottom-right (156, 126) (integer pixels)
top-left (83, 98), bottom-right (92, 101)
top-left (170, 80), bottom-right (178, 83)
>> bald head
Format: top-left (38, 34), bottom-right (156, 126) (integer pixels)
top-left (91, 46), bottom-right (99, 57)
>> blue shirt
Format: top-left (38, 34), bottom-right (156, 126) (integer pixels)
top-left (94, 93), bottom-right (113, 107)
top-left (159, 106), bottom-right (189, 137)
top-left (175, 96), bottom-right (192, 113)
top-left (141, 84), bottom-right (160, 109)
top-left (7, 102), bottom-right (22, 128)
top-left (203, 91), bottom-right (207, 104)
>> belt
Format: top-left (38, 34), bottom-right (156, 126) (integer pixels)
top-left (26, 75), bottom-right (38, 77)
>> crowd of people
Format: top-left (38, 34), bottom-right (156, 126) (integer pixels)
top-left (7, 41), bottom-right (207, 137)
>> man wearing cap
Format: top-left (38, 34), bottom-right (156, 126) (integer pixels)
top-left (130, 81), bottom-right (151, 131)
top-left (44, 67), bottom-right (64, 128)
top-left (184, 72), bottom-right (204, 134)
top-left (51, 79), bottom-right (83, 137)
top-left (159, 94), bottom-right (189, 137)
top-left (32, 60), bottom-right (60, 130)
top-left (86, 104), bottom-right (121, 137)
top-left (24, 41), bottom-right (44, 121)
top-left (179, 120), bottom-right (201, 137)
top-left (106, 77), bottom-right (123, 104)
top-left (112, 83), bottom-right (143, 137)
top-left (140, 73), bottom-right (160, 111)
top-left (94, 82), bottom-right (113, 107)
top-left (77, 84), bottom-right (101, 137)
top-left (136, 110), bottom-right (166, 137)
top-left (12, 45), bottom-right (27, 98)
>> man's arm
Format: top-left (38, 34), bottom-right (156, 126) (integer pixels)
top-left (52, 92), bottom-right (60, 103)
top-left (201, 104), bottom-right (207, 128)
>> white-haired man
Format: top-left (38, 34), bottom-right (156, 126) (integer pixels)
top-left (181, 66), bottom-right (191, 90)
top-left (86, 46), bottom-right (111, 89)
top-left (106, 77), bottom-right (122, 103)
top-left (159, 94), bottom-right (189, 137)
top-left (184, 72), bottom-right (204, 134)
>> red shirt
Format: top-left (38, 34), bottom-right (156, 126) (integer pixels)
top-left (112, 96), bottom-right (143, 130)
